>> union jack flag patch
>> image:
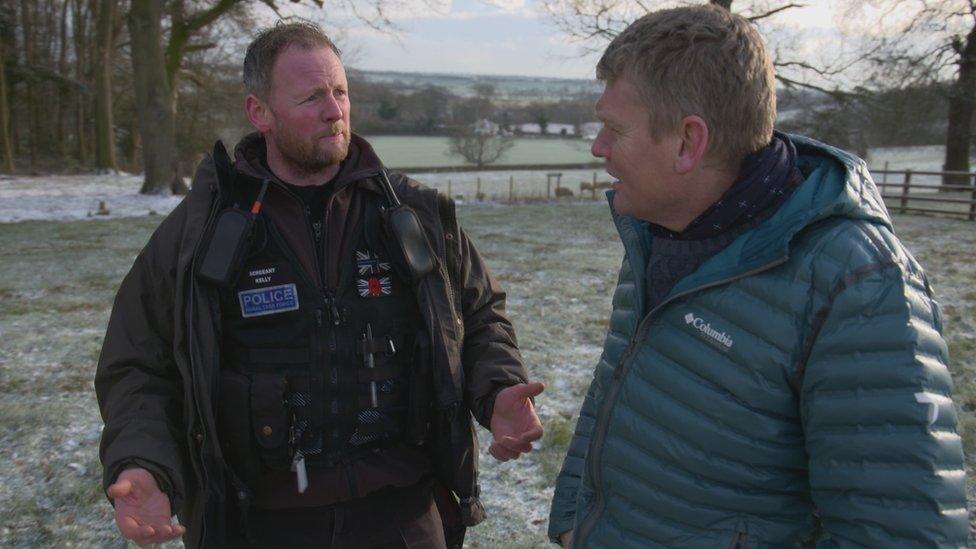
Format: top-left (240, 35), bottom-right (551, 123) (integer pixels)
top-left (356, 250), bottom-right (391, 276)
top-left (357, 276), bottom-right (393, 298)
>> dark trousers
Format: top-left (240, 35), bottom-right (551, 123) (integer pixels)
top-left (228, 480), bottom-right (447, 548)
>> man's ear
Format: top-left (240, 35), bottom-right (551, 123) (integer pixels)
top-left (245, 93), bottom-right (273, 134)
top-left (674, 115), bottom-right (710, 175)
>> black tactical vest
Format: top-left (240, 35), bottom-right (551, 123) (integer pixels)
top-left (215, 179), bottom-right (425, 485)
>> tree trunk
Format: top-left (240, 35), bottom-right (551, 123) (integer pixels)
top-left (942, 28), bottom-right (976, 187)
top-left (0, 37), bottom-right (13, 173)
top-left (20, 0), bottom-right (38, 169)
top-left (129, 0), bottom-right (184, 194)
top-left (93, 0), bottom-right (117, 171)
top-left (57, 0), bottom-right (70, 160)
top-left (72, 0), bottom-right (90, 165)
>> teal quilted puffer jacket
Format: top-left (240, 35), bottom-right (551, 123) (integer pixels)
top-left (548, 136), bottom-right (969, 548)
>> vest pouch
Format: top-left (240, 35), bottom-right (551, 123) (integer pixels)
top-left (249, 373), bottom-right (291, 469)
top-left (405, 330), bottom-right (433, 444)
top-left (217, 369), bottom-right (261, 483)
top-left (383, 205), bottom-right (436, 282)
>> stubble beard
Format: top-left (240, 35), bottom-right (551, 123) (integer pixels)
top-left (273, 121), bottom-right (350, 178)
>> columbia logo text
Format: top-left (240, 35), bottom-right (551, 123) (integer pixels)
top-left (684, 312), bottom-right (734, 351)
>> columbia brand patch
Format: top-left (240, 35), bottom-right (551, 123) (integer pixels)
top-left (356, 250), bottom-right (391, 276)
top-left (684, 312), bottom-right (734, 351)
top-left (357, 276), bottom-right (392, 298)
top-left (238, 283), bottom-right (300, 317)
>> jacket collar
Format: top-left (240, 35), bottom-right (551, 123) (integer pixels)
top-left (609, 134), bottom-right (892, 305)
top-left (232, 132), bottom-right (387, 195)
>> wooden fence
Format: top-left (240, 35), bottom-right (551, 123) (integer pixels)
top-left (400, 163), bottom-right (976, 220)
top-left (871, 165), bottom-right (976, 221)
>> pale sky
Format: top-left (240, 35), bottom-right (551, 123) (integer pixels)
top-left (273, 1), bottom-right (846, 80)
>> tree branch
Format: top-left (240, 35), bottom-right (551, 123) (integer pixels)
top-left (748, 2), bottom-right (805, 22)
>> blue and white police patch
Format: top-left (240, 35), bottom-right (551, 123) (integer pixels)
top-left (356, 250), bottom-right (391, 276)
top-left (238, 283), bottom-right (300, 318)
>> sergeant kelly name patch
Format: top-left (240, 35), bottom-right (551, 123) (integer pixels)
top-left (238, 283), bottom-right (300, 318)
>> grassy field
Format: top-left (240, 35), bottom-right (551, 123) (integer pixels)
top-left (0, 203), bottom-right (973, 547)
top-left (363, 135), bottom-right (594, 169)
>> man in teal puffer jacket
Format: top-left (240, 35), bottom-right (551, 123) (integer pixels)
top-left (548, 5), bottom-right (968, 548)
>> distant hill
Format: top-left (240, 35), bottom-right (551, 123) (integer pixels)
top-left (347, 68), bottom-right (601, 106)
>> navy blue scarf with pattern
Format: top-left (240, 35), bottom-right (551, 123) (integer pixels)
top-left (650, 131), bottom-right (802, 241)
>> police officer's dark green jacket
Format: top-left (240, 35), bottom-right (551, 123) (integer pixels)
top-left (548, 136), bottom-right (968, 547)
top-left (95, 134), bottom-right (527, 548)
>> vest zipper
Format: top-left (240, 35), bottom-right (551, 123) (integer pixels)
top-left (573, 255), bottom-right (790, 547)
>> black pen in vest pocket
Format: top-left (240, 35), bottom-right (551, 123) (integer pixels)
top-left (363, 323), bottom-right (378, 407)
top-left (197, 179), bottom-right (271, 286)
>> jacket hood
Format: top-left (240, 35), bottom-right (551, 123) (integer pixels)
top-left (609, 134), bottom-right (893, 304)
top-left (232, 132), bottom-right (386, 187)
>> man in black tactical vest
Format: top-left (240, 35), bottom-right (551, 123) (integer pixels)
top-left (95, 21), bottom-right (544, 548)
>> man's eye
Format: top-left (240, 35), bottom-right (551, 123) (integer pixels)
top-left (335, 89), bottom-right (347, 98)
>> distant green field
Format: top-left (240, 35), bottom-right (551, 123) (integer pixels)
top-left (362, 135), bottom-right (595, 168)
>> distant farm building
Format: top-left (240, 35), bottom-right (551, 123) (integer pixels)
top-left (580, 122), bottom-right (602, 140)
top-left (517, 123), bottom-right (577, 136)
top-left (473, 118), bottom-right (502, 135)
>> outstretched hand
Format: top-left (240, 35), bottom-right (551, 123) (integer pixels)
top-left (107, 468), bottom-right (185, 547)
top-left (489, 382), bottom-right (545, 461)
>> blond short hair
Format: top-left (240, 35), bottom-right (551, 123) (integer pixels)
top-left (597, 5), bottom-right (776, 167)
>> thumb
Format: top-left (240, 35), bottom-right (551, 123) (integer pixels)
top-left (513, 381), bottom-right (545, 399)
top-left (106, 479), bottom-right (133, 500)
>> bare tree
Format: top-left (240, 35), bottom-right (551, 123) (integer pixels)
top-left (0, 9), bottom-right (13, 173)
top-left (848, 1), bottom-right (976, 186)
top-left (93, 0), bottom-right (118, 172)
top-left (449, 127), bottom-right (515, 168)
top-left (130, 0), bottom-right (438, 195)
top-left (542, 1), bottom-right (869, 98)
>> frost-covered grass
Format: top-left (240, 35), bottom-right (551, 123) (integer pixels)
top-left (1, 201), bottom-right (974, 547)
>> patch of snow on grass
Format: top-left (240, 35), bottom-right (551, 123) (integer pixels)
top-left (0, 173), bottom-right (183, 222)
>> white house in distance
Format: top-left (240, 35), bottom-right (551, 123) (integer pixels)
top-left (473, 118), bottom-right (502, 135)
top-left (517, 123), bottom-right (577, 136)
top-left (579, 122), bottom-right (602, 140)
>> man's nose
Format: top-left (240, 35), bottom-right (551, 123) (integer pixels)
top-left (321, 94), bottom-right (343, 122)
top-left (591, 129), bottom-right (608, 159)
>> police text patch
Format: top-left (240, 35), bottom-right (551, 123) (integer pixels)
top-left (238, 283), bottom-right (300, 318)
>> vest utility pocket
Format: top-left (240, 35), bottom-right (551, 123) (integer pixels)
top-left (217, 369), bottom-right (261, 482)
top-left (250, 373), bottom-right (288, 450)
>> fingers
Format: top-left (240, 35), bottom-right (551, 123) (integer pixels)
top-left (521, 424), bottom-right (544, 443)
top-left (106, 479), bottom-right (133, 500)
top-left (498, 435), bottom-right (533, 453)
top-left (491, 431), bottom-right (543, 461)
top-left (118, 514), bottom-right (185, 546)
top-left (117, 514), bottom-right (155, 541)
top-left (512, 381), bottom-right (545, 400)
top-left (140, 523), bottom-right (184, 545)
top-left (488, 442), bottom-right (519, 461)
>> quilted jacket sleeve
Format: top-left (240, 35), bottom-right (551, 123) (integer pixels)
top-left (95, 204), bottom-right (189, 514)
top-left (800, 229), bottom-right (968, 547)
top-left (547, 377), bottom-right (600, 543)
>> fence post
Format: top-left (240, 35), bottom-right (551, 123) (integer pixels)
top-left (970, 173), bottom-right (976, 221)
top-left (509, 175), bottom-right (514, 202)
top-left (447, 179), bottom-right (451, 199)
top-left (900, 169), bottom-right (912, 214)
top-left (547, 179), bottom-right (551, 200)
top-left (882, 161), bottom-right (888, 187)
top-left (592, 172), bottom-right (597, 199)
top-left (477, 177), bottom-right (482, 200)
